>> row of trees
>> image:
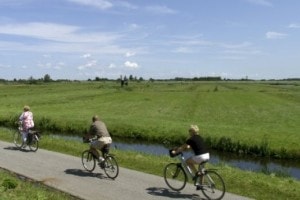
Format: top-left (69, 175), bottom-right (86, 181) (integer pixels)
top-left (0, 74), bottom-right (299, 84)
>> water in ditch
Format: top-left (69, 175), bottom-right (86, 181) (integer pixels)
top-left (52, 134), bottom-right (300, 180)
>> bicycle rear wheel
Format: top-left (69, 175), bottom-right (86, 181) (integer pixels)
top-left (103, 155), bottom-right (119, 179)
top-left (29, 135), bottom-right (39, 152)
top-left (13, 131), bottom-right (23, 148)
top-left (201, 170), bottom-right (225, 200)
top-left (163, 163), bottom-right (187, 191)
top-left (81, 150), bottom-right (96, 172)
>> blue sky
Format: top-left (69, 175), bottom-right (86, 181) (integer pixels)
top-left (0, 0), bottom-right (299, 80)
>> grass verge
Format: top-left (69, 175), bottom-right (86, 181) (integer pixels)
top-left (0, 168), bottom-right (80, 200)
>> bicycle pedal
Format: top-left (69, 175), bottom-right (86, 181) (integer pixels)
top-left (98, 162), bottom-right (106, 169)
top-left (196, 185), bottom-right (203, 190)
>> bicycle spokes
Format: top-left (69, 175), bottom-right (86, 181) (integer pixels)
top-left (201, 171), bottom-right (225, 200)
top-left (103, 155), bottom-right (119, 179)
top-left (173, 167), bottom-right (181, 178)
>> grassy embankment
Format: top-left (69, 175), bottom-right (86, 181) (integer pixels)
top-left (0, 81), bottom-right (299, 199)
top-left (0, 166), bottom-right (79, 200)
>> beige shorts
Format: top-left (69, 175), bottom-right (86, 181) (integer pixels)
top-left (91, 137), bottom-right (112, 150)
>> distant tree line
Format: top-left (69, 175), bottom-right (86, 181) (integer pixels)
top-left (0, 74), bottom-right (299, 84)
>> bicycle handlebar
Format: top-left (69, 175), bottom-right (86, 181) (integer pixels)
top-left (169, 149), bottom-right (183, 158)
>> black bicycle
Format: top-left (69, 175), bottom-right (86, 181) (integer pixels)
top-left (13, 126), bottom-right (41, 152)
top-left (81, 138), bottom-right (119, 179)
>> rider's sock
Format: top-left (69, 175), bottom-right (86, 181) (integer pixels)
top-left (99, 157), bottom-right (105, 162)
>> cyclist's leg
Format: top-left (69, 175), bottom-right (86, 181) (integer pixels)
top-left (99, 137), bottom-right (112, 157)
top-left (189, 153), bottom-right (210, 188)
top-left (186, 153), bottom-right (209, 185)
top-left (101, 144), bottom-right (110, 157)
top-left (191, 153), bottom-right (210, 174)
top-left (90, 140), bottom-right (101, 160)
top-left (21, 131), bottom-right (28, 146)
top-left (186, 156), bottom-right (198, 174)
top-left (27, 131), bottom-right (33, 144)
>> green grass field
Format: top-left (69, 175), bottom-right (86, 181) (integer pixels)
top-left (1, 80), bottom-right (299, 159)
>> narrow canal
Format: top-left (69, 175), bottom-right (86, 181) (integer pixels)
top-left (51, 134), bottom-right (300, 180)
top-left (112, 138), bottom-right (300, 180)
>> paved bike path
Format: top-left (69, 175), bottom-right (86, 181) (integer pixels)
top-left (0, 140), bottom-right (253, 200)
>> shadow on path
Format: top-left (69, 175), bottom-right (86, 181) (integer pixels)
top-left (146, 187), bottom-right (206, 200)
top-left (64, 168), bottom-right (111, 180)
top-left (4, 146), bottom-right (32, 153)
top-left (4, 146), bottom-right (20, 151)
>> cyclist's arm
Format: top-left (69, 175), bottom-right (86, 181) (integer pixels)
top-left (172, 144), bottom-right (190, 154)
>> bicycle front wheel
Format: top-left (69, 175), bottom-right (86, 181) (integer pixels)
top-left (29, 135), bottom-right (39, 152)
top-left (13, 131), bottom-right (22, 148)
top-left (163, 163), bottom-right (187, 191)
top-left (81, 150), bottom-right (96, 172)
top-left (103, 155), bottom-right (119, 179)
top-left (201, 170), bottom-right (225, 200)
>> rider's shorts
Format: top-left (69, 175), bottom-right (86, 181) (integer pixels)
top-left (191, 153), bottom-right (210, 163)
top-left (91, 136), bottom-right (112, 150)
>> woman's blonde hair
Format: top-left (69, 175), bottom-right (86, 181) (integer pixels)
top-left (189, 125), bottom-right (199, 134)
top-left (23, 105), bottom-right (30, 111)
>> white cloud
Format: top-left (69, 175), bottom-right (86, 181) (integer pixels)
top-left (124, 61), bottom-right (139, 69)
top-left (42, 54), bottom-right (51, 58)
top-left (145, 5), bottom-right (177, 14)
top-left (67, 0), bottom-right (137, 10)
top-left (67, 0), bottom-right (113, 10)
top-left (37, 61), bottom-right (64, 70)
top-left (288, 23), bottom-right (300, 29)
top-left (82, 53), bottom-right (92, 58)
top-left (0, 22), bottom-right (121, 43)
top-left (129, 23), bottom-right (139, 30)
top-left (0, 22), bottom-right (78, 40)
top-left (245, 0), bottom-right (272, 6)
top-left (0, 64), bottom-right (11, 69)
top-left (266, 31), bottom-right (287, 39)
top-left (108, 63), bottom-right (116, 68)
top-left (173, 47), bottom-right (192, 53)
top-left (218, 56), bottom-right (246, 60)
top-left (223, 49), bottom-right (262, 55)
top-left (78, 60), bottom-right (98, 70)
top-left (221, 42), bottom-right (252, 49)
top-left (0, 22), bottom-right (131, 56)
top-left (55, 62), bottom-right (65, 70)
top-left (125, 52), bottom-right (136, 57)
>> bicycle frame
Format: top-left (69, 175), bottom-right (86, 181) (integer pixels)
top-left (177, 153), bottom-right (195, 180)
